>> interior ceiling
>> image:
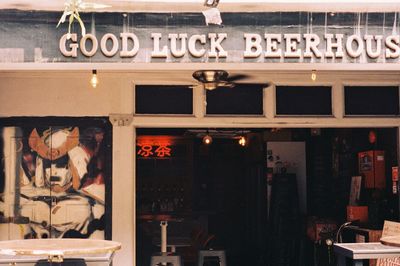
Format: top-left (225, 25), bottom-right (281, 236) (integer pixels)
top-left (1, 0), bottom-right (400, 13)
top-left (185, 129), bottom-right (252, 138)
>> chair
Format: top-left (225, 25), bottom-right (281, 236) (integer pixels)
top-left (197, 250), bottom-right (226, 266)
top-left (179, 227), bottom-right (215, 264)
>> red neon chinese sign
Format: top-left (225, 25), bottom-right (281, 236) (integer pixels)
top-left (154, 145), bottom-right (171, 157)
top-left (137, 136), bottom-right (174, 158)
top-left (137, 144), bottom-right (154, 157)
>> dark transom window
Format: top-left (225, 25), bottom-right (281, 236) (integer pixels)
top-left (276, 86), bottom-right (332, 115)
top-left (135, 85), bottom-right (193, 115)
top-left (345, 86), bottom-right (399, 116)
top-left (206, 84), bottom-right (264, 115)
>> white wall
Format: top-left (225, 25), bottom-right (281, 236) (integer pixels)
top-left (0, 72), bottom-right (136, 265)
top-left (267, 141), bottom-right (307, 214)
top-left (0, 72), bottom-right (133, 116)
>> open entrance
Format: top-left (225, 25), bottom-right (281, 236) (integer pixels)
top-left (136, 128), bottom-right (398, 266)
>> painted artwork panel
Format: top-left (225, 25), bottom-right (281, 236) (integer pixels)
top-left (0, 125), bottom-right (110, 240)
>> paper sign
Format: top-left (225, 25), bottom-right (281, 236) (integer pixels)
top-left (381, 221), bottom-right (400, 237)
top-left (202, 8), bottom-right (223, 25)
top-left (392, 167), bottom-right (399, 182)
top-left (377, 221), bottom-right (400, 266)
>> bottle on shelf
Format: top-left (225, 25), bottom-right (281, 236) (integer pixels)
top-left (178, 197), bottom-right (185, 211)
top-left (160, 198), bottom-right (168, 212)
top-left (167, 196), bottom-right (174, 212)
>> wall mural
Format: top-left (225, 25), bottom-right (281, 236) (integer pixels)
top-left (0, 124), bottom-right (110, 240)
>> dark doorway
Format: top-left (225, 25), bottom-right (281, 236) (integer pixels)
top-left (135, 127), bottom-right (399, 266)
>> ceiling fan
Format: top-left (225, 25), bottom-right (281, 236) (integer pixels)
top-left (192, 70), bottom-right (250, 90)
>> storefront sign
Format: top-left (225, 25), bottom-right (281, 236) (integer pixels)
top-left (60, 32), bottom-right (400, 60)
top-left (137, 143), bottom-right (172, 158)
top-left (137, 136), bottom-right (174, 158)
top-left (2, 10), bottom-right (400, 63)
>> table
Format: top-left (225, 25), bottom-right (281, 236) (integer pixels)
top-left (139, 214), bottom-right (184, 253)
top-left (0, 239), bottom-right (121, 265)
top-left (334, 242), bottom-right (400, 266)
top-left (153, 236), bottom-right (192, 253)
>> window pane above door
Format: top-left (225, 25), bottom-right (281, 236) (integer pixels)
top-left (135, 85), bottom-right (193, 115)
top-left (276, 86), bottom-right (332, 116)
top-left (344, 86), bottom-right (399, 116)
top-left (206, 84), bottom-right (264, 115)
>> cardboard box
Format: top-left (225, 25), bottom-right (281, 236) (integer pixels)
top-left (353, 228), bottom-right (382, 243)
top-left (348, 228), bottom-right (382, 266)
top-left (306, 217), bottom-right (337, 242)
top-left (347, 205), bottom-right (368, 224)
top-left (358, 150), bottom-right (385, 189)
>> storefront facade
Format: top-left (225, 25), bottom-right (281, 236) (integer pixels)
top-left (1, 2), bottom-right (400, 265)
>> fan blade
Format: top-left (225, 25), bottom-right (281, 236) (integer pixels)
top-left (226, 74), bottom-right (250, 82)
top-left (215, 82), bottom-right (235, 89)
top-left (225, 82), bottom-right (271, 90)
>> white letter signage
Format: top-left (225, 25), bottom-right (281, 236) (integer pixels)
top-left (57, 31), bottom-right (400, 62)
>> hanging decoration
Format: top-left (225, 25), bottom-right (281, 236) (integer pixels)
top-left (202, 8), bottom-right (223, 26)
top-left (202, 0), bottom-right (222, 26)
top-left (57, 0), bottom-right (87, 39)
top-left (57, 0), bottom-right (110, 39)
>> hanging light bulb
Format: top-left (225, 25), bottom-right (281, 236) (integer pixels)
top-left (203, 134), bottom-right (213, 145)
top-left (311, 70), bottom-right (317, 82)
top-left (90, 69), bottom-right (99, 88)
top-left (238, 136), bottom-right (246, 146)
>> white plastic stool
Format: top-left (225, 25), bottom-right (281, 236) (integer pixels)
top-left (198, 250), bottom-right (226, 266)
top-left (150, 253), bottom-right (184, 266)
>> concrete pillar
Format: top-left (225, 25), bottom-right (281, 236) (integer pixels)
top-left (110, 114), bottom-right (135, 266)
top-left (110, 76), bottom-right (136, 266)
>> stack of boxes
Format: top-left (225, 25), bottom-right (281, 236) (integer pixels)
top-left (346, 150), bottom-right (385, 225)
